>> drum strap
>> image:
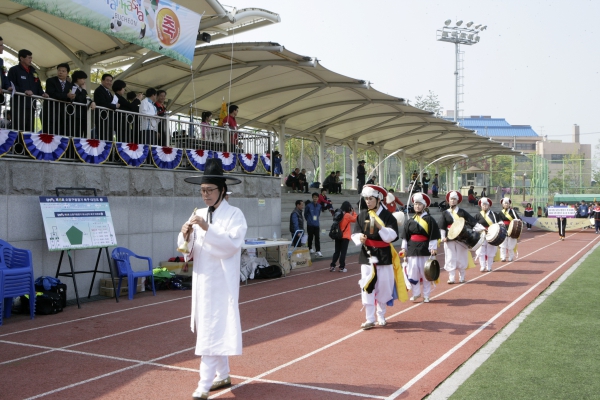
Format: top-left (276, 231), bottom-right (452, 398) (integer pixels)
top-left (413, 215), bottom-right (429, 234)
top-left (502, 209), bottom-right (514, 221)
top-left (480, 211), bottom-right (494, 226)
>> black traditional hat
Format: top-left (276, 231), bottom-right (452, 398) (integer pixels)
top-left (184, 158), bottom-right (241, 185)
top-left (358, 160), bottom-right (366, 164)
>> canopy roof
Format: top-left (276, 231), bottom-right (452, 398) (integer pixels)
top-left (0, 1), bottom-right (516, 165)
top-left (0, 0), bottom-right (280, 71)
top-left (117, 41), bottom-right (516, 165)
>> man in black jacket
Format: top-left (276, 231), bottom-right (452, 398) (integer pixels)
top-left (351, 184), bottom-right (399, 329)
top-left (290, 200), bottom-right (305, 247)
top-left (7, 49), bottom-right (48, 131)
top-left (93, 73), bottom-right (120, 140)
top-left (0, 37), bottom-right (12, 114)
top-left (44, 63), bottom-right (75, 135)
top-left (357, 160), bottom-right (366, 194)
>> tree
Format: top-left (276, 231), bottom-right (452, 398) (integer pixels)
top-left (413, 90), bottom-right (443, 117)
top-left (90, 68), bottom-right (124, 84)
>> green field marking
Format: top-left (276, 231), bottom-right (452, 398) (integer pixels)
top-left (450, 244), bottom-right (600, 399)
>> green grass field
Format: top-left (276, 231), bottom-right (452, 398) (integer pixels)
top-left (450, 244), bottom-right (600, 399)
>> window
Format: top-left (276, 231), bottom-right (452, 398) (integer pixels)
top-left (515, 143), bottom-right (536, 150)
top-left (551, 154), bottom-right (566, 161)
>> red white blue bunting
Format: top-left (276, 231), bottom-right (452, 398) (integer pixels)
top-left (0, 129), bottom-right (17, 157)
top-left (22, 132), bottom-right (69, 161)
top-left (151, 146), bottom-right (183, 170)
top-left (260, 152), bottom-right (271, 173)
top-left (214, 151), bottom-right (237, 172)
top-left (72, 138), bottom-right (112, 164)
top-left (116, 142), bottom-right (149, 167)
top-left (238, 153), bottom-right (259, 173)
top-left (186, 149), bottom-right (213, 171)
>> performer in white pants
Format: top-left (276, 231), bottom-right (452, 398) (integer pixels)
top-left (400, 193), bottom-right (440, 302)
top-left (351, 184), bottom-right (400, 329)
top-left (438, 191), bottom-right (484, 284)
top-left (178, 158), bottom-right (247, 400)
top-left (474, 197), bottom-right (500, 272)
top-left (499, 197), bottom-right (520, 262)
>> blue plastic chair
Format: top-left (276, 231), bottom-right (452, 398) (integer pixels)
top-left (0, 239), bottom-right (36, 326)
top-left (111, 247), bottom-right (156, 300)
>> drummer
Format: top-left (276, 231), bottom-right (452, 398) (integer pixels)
top-left (474, 197), bottom-right (500, 272)
top-left (499, 197), bottom-right (521, 261)
top-left (438, 191), bottom-right (485, 284)
top-left (400, 192), bottom-right (440, 303)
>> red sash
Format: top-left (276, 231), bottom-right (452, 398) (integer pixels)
top-left (365, 239), bottom-right (389, 248)
top-left (411, 234), bottom-right (428, 242)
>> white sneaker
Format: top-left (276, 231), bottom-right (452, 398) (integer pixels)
top-left (410, 294), bottom-right (421, 301)
top-left (310, 249), bottom-right (315, 254)
top-left (423, 297), bottom-right (430, 303)
top-left (480, 266), bottom-right (485, 272)
top-left (527, 228), bottom-right (531, 230)
top-left (487, 267), bottom-right (492, 272)
top-left (316, 251), bottom-right (323, 257)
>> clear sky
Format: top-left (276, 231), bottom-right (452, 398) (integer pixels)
top-left (224, 0), bottom-right (600, 154)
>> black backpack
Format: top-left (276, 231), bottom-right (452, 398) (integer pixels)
top-left (328, 209), bottom-right (345, 240)
top-left (254, 265), bottom-right (283, 279)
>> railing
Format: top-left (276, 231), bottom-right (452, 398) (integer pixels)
top-left (1, 92), bottom-right (273, 171)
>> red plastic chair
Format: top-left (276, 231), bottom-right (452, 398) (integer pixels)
top-left (111, 247), bottom-right (156, 300)
top-left (0, 239), bottom-right (36, 326)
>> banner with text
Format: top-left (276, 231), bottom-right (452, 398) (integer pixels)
top-left (13, 0), bottom-right (201, 65)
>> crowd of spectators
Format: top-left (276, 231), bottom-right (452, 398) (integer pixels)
top-left (2, 45), bottom-right (246, 150)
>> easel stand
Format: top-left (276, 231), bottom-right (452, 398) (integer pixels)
top-left (55, 247), bottom-right (117, 308)
top-left (51, 187), bottom-right (118, 308)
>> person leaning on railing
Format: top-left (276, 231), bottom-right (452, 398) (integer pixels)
top-left (0, 37), bottom-right (11, 114)
top-left (44, 63), bottom-right (75, 135)
top-left (69, 70), bottom-right (95, 137)
top-left (7, 49), bottom-right (48, 132)
top-left (221, 104), bottom-right (239, 151)
top-left (93, 73), bottom-right (119, 141)
top-left (113, 79), bottom-right (143, 143)
top-left (140, 88), bottom-right (159, 146)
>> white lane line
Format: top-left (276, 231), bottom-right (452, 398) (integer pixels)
top-left (386, 232), bottom-right (598, 399)
top-left (11, 232), bottom-right (564, 399)
top-left (209, 232), bottom-right (570, 399)
top-left (243, 294), bottom-right (359, 333)
top-left (240, 273), bottom-right (359, 304)
top-left (1, 266), bottom-right (359, 338)
top-left (0, 296), bottom-right (189, 338)
top-left (426, 237), bottom-right (600, 400)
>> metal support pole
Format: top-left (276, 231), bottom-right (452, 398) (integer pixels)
top-left (400, 151), bottom-right (406, 192)
top-left (319, 130), bottom-right (326, 185)
top-left (279, 121), bottom-right (286, 186)
top-left (454, 42), bottom-right (459, 123)
top-left (378, 146), bottom-right (385, 186)
top-left (352, 139), bottom-right (358, 190)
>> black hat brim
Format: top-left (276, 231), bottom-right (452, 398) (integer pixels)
top-left (184, 175), bottom-right (242, 185)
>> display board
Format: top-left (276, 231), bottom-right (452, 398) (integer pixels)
top-left (39, 196), bottom-right (117, 251)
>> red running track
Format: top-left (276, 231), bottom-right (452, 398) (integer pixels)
top-left (0, 229), bottom-right (597, 400)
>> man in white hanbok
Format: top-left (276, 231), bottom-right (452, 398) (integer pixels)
top-left (178, 158), bottom-right (247, 400)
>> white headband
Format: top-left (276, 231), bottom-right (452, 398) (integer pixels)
top-left (448, 191), bottom-right (459, 200)
top-left (501, 197), bottom-right (511, 205)
top-left (480, 198), bottom-right (490, 206)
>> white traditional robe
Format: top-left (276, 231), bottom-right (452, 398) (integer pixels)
top-left (177, 200), bottom-right (247, 356)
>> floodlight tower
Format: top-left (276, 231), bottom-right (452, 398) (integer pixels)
top-left (437, 20), bottom-right (486, 122)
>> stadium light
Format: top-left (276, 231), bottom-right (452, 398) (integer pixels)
top-left (436, 19), bottom-right (487, 122)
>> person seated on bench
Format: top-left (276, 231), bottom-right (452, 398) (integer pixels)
top-left (318, 188), bottom-right (334, 216)
top-left (285, 171), bottom-right (299, 193)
